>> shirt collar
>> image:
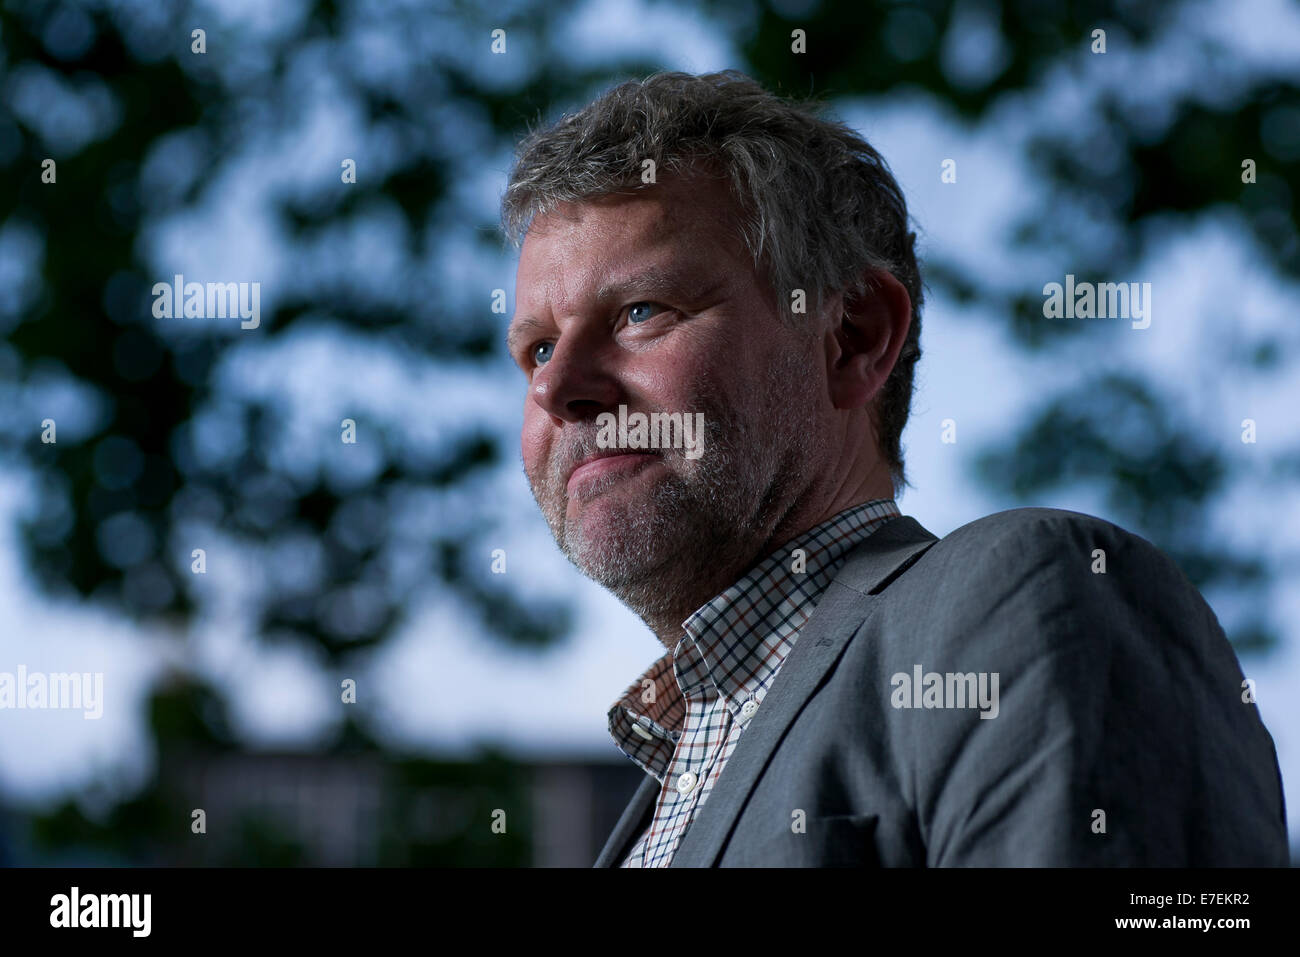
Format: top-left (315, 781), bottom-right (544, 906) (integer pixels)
top-left (606, 499), bottom-right (901, 777)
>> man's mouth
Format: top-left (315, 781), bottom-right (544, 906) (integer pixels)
top-left (566, 451), bottom-right (661, 495)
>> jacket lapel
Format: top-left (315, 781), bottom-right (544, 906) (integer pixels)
top-left (668, 515), bottom-right (938, 867)
top-left (593, 772), bottom-right (660, 867)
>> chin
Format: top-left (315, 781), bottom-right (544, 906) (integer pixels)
top-left (564, 520), bottom-right (679, 588)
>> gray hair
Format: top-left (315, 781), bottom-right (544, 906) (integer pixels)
top-left (501, 70), bottom-right (924, 496)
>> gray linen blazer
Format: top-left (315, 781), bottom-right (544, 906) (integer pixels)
top-left (594, 507), bottom-right (1289, 867)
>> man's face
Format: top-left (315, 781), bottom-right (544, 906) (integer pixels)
top-left (507, 174), bottom-right (826, 618)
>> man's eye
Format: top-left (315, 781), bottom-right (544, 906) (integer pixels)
top-left (532, 341), bottom-right (554, 365)
top-left (626, 302), bottom-right (666, 324)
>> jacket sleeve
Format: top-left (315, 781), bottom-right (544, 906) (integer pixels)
top-left (903, 511), bottom-right (1289, 866)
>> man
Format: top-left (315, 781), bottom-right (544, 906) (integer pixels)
top-left (500, 71), bottom-right (1289, 867)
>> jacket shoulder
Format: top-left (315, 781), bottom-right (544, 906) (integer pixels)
top-left (916, 506), bottom-right (1182, 583)
top-left (938, 506), bottom-right (1141, 551)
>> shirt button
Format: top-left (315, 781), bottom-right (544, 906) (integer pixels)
top-left (630, 722), bottom-right (654, 740)
top-left (676, 771), bottom-right (698, 795)
top-left (741, 699), bottom-right (759, 720)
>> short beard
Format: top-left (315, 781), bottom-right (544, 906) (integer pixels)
top-left (526, 349), bottom-right (819, 635)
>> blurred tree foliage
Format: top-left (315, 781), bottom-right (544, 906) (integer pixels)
top-left (723, 0), bottom-right (1297, 653)
top-left (1, 0), bottom-right (594, 658)
top-left (1, 0), bottom-right (1295, 861)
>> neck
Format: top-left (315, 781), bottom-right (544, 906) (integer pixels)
top-left (636, 462), bottom-right (896, 648)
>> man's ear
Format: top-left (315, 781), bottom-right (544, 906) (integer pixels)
top-left (825, 270), bottom-right (912, 411)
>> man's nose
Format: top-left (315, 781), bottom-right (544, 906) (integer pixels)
top-left (529, 335), bottom-right (621, 425)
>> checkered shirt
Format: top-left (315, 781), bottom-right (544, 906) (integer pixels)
top-left (608, 498), bottom-right (902, 867)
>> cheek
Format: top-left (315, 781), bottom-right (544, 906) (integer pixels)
top-left (636, 328), bottom-right (740, 401)
top-left (520, 404), bottom-right (551, 475)
top-left (678, 333), bottom-right (762, 408)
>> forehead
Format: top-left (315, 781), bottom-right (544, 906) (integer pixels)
top-left (515, 175), bottom-right (747, 303)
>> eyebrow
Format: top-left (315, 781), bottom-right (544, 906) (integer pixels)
top-left (593, 264), bottom-right (699, 302)
top-left (505, 315), bottom-right (549, 356)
